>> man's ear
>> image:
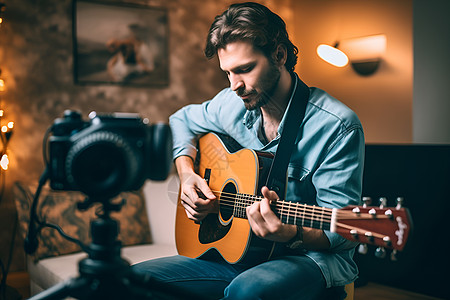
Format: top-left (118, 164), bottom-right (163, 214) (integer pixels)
top-left (273, 44), bottom-right (287, 67)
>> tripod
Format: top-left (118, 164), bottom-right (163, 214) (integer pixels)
top-left (28, 196), bottom-right (186, 300)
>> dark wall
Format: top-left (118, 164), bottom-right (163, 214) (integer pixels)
top-left (356, 144), bottom-right (450, 299)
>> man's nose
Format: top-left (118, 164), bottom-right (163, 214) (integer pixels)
top-left (229, 74), bottom-right (244, 92)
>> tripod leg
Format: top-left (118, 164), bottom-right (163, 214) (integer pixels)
top-left (28, 276), bottom-right (91, 300)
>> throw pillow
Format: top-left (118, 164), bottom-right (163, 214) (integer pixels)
top-left (13, 182), bottom-right (152, 262)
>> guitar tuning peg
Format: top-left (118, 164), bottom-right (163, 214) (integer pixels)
top-left (352, 207), bottom-right (361, 215)
top-left (383, 236), bottom-right (392, 248)
top-left (358, 244), bottom-right (368, 255)
top-left (375, 247), bottom-right (386, 259)
top-left (396, 197), bottom-right (404, 209)
top-left (390, 249), bottom-right (398, 261)
top-left (379, 197), bottom-right (387, 208)
top-left (362, 197), bottom-right (372, 208)
top-left (365, 232), bottom-right (374, 243)
top-left (384, 209), bottom-right (394, 220)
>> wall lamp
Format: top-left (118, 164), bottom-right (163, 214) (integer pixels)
top-left (317, 34), bottom-right (387, 76)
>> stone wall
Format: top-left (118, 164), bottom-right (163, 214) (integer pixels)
top-left (0, 0), bottom-right (291, 272)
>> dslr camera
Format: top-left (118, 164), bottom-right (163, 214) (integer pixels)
top-left (47, 110), bottom-right (172, 199)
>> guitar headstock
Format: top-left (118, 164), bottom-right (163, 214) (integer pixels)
top-left (335, 197), bottom-right (412, 257)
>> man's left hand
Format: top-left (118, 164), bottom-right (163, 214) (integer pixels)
top-left (246, 186), bottom-right (297, 243)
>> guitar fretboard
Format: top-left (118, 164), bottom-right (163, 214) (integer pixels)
top-left (230, 193), bottom-right (333, 231)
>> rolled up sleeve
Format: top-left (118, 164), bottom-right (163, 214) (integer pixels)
top-left (169, 90), bottom-right (231, 160)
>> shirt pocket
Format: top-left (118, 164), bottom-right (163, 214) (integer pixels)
top-left (287, 164), bottom-right (314, 204)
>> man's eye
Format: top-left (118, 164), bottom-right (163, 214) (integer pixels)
top-left (240, 66), bottom-right (253, 73)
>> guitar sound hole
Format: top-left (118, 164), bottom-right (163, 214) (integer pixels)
top-left (198, 181), bottom-right (236, 245)
top-left (220, 181), bottom-right (237, 221)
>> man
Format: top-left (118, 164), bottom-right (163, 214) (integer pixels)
top-left (133, 2), bottom-right (364, 299)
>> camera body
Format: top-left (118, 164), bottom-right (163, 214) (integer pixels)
top-left (48, 110), bottom-right (172, 199)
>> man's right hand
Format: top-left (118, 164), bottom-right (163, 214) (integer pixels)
top-left (175, 156), bottom-right (217, 223)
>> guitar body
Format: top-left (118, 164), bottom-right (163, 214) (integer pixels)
top-left (175, 133), bottom-right (275, 264)
top-left (175, 133), bottom-right (412, 264)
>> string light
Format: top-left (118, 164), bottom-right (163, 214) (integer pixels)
top-left (0, 3), bottom-right (4, 28)
top-left (0, 153), bottom-right (8, 170)
top-left (0, 2), bottom-right (15, 172)
top-left (0, 103), bottom-right (12, 171)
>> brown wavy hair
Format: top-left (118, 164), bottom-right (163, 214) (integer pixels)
top-left (204, 2), bottom-right (298, 73)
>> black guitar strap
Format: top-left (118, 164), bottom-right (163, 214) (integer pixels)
top-left (265, 76), bottom-right (310, 199)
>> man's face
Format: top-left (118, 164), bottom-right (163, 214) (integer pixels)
top-left (218, 41), bottom-right (281, 110)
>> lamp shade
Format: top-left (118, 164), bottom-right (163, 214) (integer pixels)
top-left (317, 34), bottom-right (386, 76)
top-left (339, 34), bottom-right (386, 62)
top-left (316, 44), bottom-right (349, 67)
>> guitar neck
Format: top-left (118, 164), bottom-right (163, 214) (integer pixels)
top-left (232, 193), bottom-right (334, 231)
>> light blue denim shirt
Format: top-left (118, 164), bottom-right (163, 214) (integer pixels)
top-left (169, 73), bottom-right (365, 288)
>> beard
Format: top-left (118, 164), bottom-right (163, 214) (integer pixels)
top-left (237, 61), bottom-right (281, 111)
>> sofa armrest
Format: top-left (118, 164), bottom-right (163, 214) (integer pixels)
top-left (143, 174), bottom-right (179, 246)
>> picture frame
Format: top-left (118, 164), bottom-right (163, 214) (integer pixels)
top-left (73, 0), bottom-right (169, 87)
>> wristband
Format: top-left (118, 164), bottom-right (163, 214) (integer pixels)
top-left (286, 225), bottom-right (303, 249)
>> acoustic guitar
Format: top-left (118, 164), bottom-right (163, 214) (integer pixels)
top-left (175, 133), bottom-right (411, 264)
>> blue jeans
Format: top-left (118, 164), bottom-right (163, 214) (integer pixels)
top-left (131, 253), bottom-right (346, 300)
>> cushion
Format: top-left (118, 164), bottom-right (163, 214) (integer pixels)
top-left (13, 182), bottom-right (152, 262)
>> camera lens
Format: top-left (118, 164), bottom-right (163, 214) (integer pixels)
top-left (65, 131), bottom-right (141, 198)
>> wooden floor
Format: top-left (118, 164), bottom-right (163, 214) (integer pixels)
top-left (355, 282), bottom-right (443, 300)
top-left (4, 272), bottom-right (445, 300)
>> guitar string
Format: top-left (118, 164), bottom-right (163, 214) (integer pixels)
top-left (210, 193), bottom-right (395, 239)
top-left (206, 193), bottom-right (391, 236)
top-left (209, 190), bottom-right (384, 221)
top-left (336, 222), bottom-right (387, 239)
top-left (218, 197), bottom-right (385, 221)
top-left (218, 194), bottom-right (332, 215)
top-left (215, 192), bottom-right (334, 223)
top-left (177, 187), bottom-right (394, 239)
top-left (213, 189), bottom-right (379, 218)
top-left (176, 186), bottom-right (389, 220)
top-left (212, 189), bottom-right (334, 217)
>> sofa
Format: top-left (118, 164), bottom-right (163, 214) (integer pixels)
top-left (14, 174), bottom-right (180, 297)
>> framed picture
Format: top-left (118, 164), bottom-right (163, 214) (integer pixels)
top-left (73, 0), bottom-right (169, 86)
